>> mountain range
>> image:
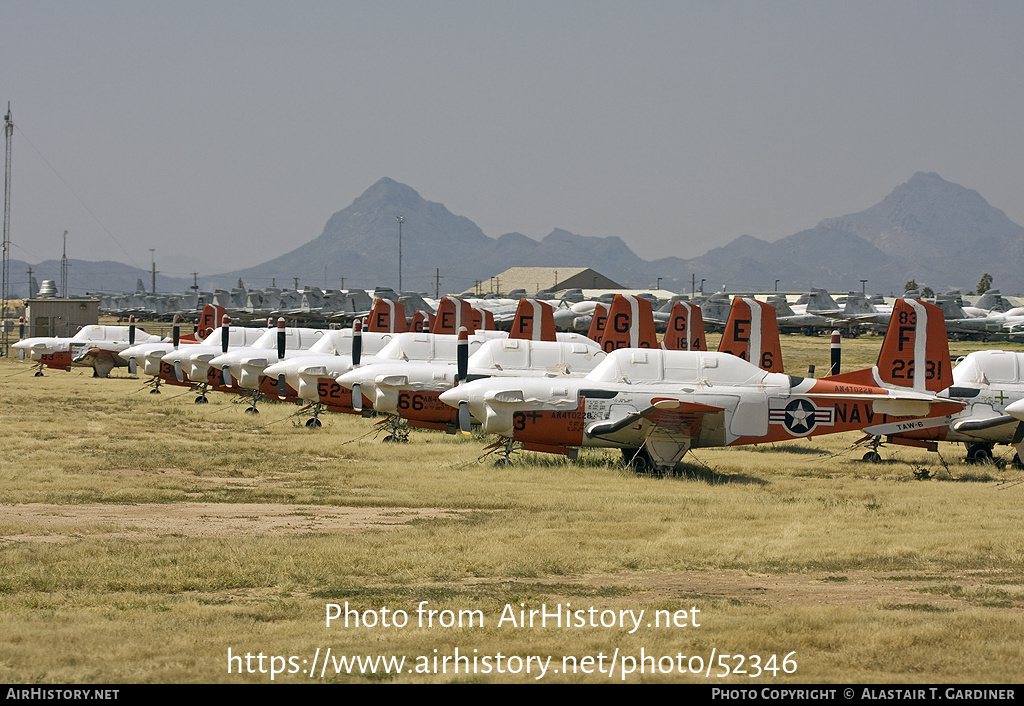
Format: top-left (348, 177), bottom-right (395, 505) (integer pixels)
top-left (9, 172), bottom-right (1023, 298)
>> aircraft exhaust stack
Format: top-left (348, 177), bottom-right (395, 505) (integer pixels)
top-left (830, 330), bottom-right (841, 375)
top-left (808, 364), bottom-right (815, 378)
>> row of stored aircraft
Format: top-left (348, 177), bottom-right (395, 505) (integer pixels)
top-left (95, 279), bottom-right (1024, 341)
top-left (12, 292), bottom-right (1024, 472)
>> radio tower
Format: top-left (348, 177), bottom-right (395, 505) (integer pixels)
top-left (2, 104), bottom-right (12, 356)
top-left (60, 230), bottom-right (68, 298)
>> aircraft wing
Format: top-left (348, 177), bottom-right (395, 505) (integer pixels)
top-left (585, 398), bottom-right (725, 469)
top-left (586, 399), bottom-right (723, 441)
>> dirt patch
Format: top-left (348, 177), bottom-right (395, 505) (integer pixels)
top-left (0, 503), bottom-right (464, 543)
top-left (456, 569), bottom-right (1020, 610)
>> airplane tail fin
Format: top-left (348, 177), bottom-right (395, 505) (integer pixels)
top-left (661, 301), bottom-right (707, 351)
top-left (471, 306), bottom-right (496, 331)
top-left (718, 297), bottom-right (783, 373)
top-left (193, 304), bottom-right (225, 342)
top-left (509, 299), bottom-right (556, 341)
top-left (828, 298), bottom-right (952, 392)
top-left (411, 310), bottom-right (434, 332)
top-left (366, 298), bottom-right (408, 333)
top-left (875, 298), bottom-right (952, 392)
top-left (586, 303), bottom-right (609, 345)
top-left (431, 296), bottom-right (474, 335)
top-left (599, 294), bottom-right (658, 352)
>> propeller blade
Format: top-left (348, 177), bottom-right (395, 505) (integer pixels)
top-left (128, 358), bottom-right (137, 375)
top-left (128, 316), bottom-right (136, 345)
top-left (351, 382), bottom-right (362, 412)
top-left (457, 326), bottom-right (469, 383)
top-left (352, 320), bottom-right (362, 367)
top-left (277, 373), bottom-right (287, 400)
top-left (221, 315), bottom-right (231, 353)
top-left (277, 317), bottom-right (286, 360)
top-left (458, 401), bottom-right (472, 435)
top-left (222, 367), bottom-right (232, 386)
top-left (174, 359), bottom-right (184, 383)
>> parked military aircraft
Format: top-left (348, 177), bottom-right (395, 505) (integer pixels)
top-left (13, 324), bottom-right (163, 378)
top-left (158, 317), bottom-right (269, 400)
top-left (262, 298), bottom-right (409, 425)
top-left (335, 299), bottom-right (604, 433)
top-left (859, 349), bottom-right (1024, 466)
top-left (439, 299), bottom-right (962, 473)
top-left (119, 304), bottom-right (227, 376)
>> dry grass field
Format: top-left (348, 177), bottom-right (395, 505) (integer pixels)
top-left (1, 333), bottom-right (1022, 683)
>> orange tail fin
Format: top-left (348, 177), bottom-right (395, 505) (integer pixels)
top-left (718, 297), bottom-right (783, 373)
top-left (191, 304), bottom-right (225, 342)
top-left (411, 310), bottom-right (434, 332)
top-left (586, 303), bottom-right (609, 345)
top-left (661, 301), bottom-right (707, 351)
top-left (471, 306), bottom-right (496, 331)
top-left (510, 299), bottom-right (556, 341)
top-left (366, 298), bottom-right (408, 333)
top-left (431, 296), bottom-right (474, 335)
top-left (827, 299), bottom-right (952, 392)
top-left (600, 294), bottom-right (658, 352)
top-left (874, 299), bottom-right (952, 392)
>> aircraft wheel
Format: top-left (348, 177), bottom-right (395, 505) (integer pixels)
top-left (34, 371), bottom-right (44, 377)
top-left (494, 458), bottom-right (511, 468)
top-left (194, 396), bottom-right (208, 404)
top-left (1013, 454), bottom-right (1024, 470)
top-left (245, 407), bottom-right (259, 415)
top-left (150, 388), bottom-right (161, 394)
top-left (623, 448), bottom-right (656, 475)
top-left (305, 418), bottom-right (322, 428)
top-left (966, 444), bottom-right (994, 465)
top-left (382, 435), bottom-right (396, 443)
top-left (862, 451), bottom-right (882, 463)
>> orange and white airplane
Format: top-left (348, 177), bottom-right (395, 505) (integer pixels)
top-left (119, 304), bottom-right (227, 377)
top-left (262, 298), bottom-right (410, 424)
top-left (14, 322), bottom-right (163, 377)
top-left (335, 298), bottom-right (602, 432)
top-left (439, 299), bottom-right (962, 473)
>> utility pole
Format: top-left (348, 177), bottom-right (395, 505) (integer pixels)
top-left (190, 272), bottom-right (199, 292)
top-left (2, 103), bottom-right (12, 355)
top-left (434, 268), bottom-right (441, 299)
top-left (26, 267), bottom-right (33, 297)
top-left (396, 216), bottom-right (404, 293)
top-left (149, 249), bottom-right (157, 293)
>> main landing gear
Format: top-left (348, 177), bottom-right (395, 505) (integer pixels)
top-left (622, 447), bottom-right (658, 474)
top-left (378, 415), bottom-right (409, 443)
top-left (305, 402), bottom-right (324, 428)
top-left (860, 435), bottom-right (883, 463)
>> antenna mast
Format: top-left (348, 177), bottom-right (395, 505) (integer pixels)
top-left (2, 103), bottom-right (12, 355)
top-left (60, 230), bottom-right (69, 298)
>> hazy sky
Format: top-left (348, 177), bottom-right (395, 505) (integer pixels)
top-left (2, 1), bottom-right (1022, 280)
